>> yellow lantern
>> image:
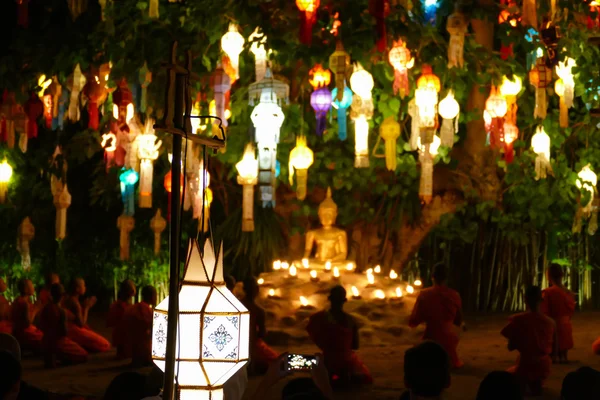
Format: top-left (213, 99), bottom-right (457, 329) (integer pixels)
top-left (249, 28), bottom-right (268, 82)
top-left (555, 57), bottom-right (576, 128)
top-left (0, 159), bottom-right (13, 204)
top-left (350, 63), bottom-right (374, 168)
top-left (152, 240), bottom-right (250, 399)
top-left (137, 119), bottom-right (162, 208)
top-left (531, 126), bottom-right (552, 180)
top-left (288, 136), bottom-right (314, 201)
top-left (236, 144), bottom-right (259, 232)
top-left (379, 117), bottom-right (400, 171)
top-left (499, 75), bottom-right (523, 124)
top-left (221, 24), bottom-right (245, 80)
top-left (329, 41), bottom-right (351, 101)
top-left (438, 90), bottom-right (460, 148)
top-left (577, 165), bottom-right (597, 213)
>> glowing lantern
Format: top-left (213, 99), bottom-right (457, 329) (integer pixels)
top-left (374, 265), bottom-right (381, 274)
top-left (221, 24), bottom-right (245, 80)
top-left (17, 217), bottom-right (34, 271)
top-left (257, 278), bottom-right (264, 285)
top-left (388, 40), bottom-right (414, 98)
top-left (531, 126), bottom-right (552, 180)
top-left (415, 65), bottom-right (441, 144)
top-left (350, 63), bottom-right (375, 168)
top-left (67, 64), bottom-right (86, 122)
top-left (211, 64), bottom-right (232, 127)
top-left (374, 290), bottom-right (385, 300)
top-left (192, 160), bottom-right (212, 233)
top-left (345, 263), bottom-right (354, 271)
top-left (446, 9), bottom-right (468, 68)
top-left (302, 258), bottom-right (310, 268)
top-left (309, 65), bottom-right (332, 89)
top-left (395, 287), bottom-right (403, 298)
top-left (299, 296), bottom-right (309, 307)
top-left (331, 86), bottom-right (353, 141)
top-left (485, 87), bottom-right (508, 149)
top-left (438, 90), bottom-right (460, 148)
top-left (120, 168), bottom-right (139, 216)
top-left (112, 80), bottom-right (134, 129)
top-left (417, 134), bottom-right (441, 204)
top-left (268, 288), bottom-right (276, 297)
top-left (380, 117), bottom-right (400, 171)
top-left (325, 261), bottom-right (332, 271)
top-left (273, 260), bottom-right (282, 270)
top-left (529, 58), bottom-right (553, 120)
top-left (150, 209), bottom-right (166, 255)
top-left (101, 133), bottom-right (117, 171)
top-left (152, 240), bottom-right (250, 399)
top-left (499, 75), bottom-right (523, 125)
top-left (351, 286), bottom-right (360, 299)
top-left (23, 92), bottom-right (43, 139)
top-left (555, 57), bottom-right (576, 128)
top-left (311, 87), bottom-right (332, 136)
top-left (389, 269), bottom-right (398, 279)
top-left (408, 99), bottom-right (420, 151)
top-left (289, 265), bottom-right (298, 277)
top-left (282, 262), bottom-right (290, 270)
top-left (249, 28), bottom-right (268, 82)
top-left (350, 63), bottom-right (375, 100)
top-left (367, 268), bottom-right (373, 274)
top-left (577, 165), bottom-right (597, 213)
top-left (333, 267), bottom-right (340, 279)
top-left (503, 122), bottom-right (519, 164)
top-left (289, 136), bottom-right (314, 200)
top-left (0, 159), bottom-right (13, 203)
top-left (522, 0), bottom-right (537, 27)
top-left (310, 270), bottom-right (318, 282)
top-left (406, 284), bottom-right (415, 294)
top-left (137, 119), bottom-right (162, 208)
top-left (236, 144), bottom-right (259, 232)
top-left (329, 41), bottom-right (351, 101)
top-left (296, 0), bottom-right (321, 45)
top-left (414, 279), bottom-right (422, 287)
top-left (50, 148), bottom-right (71, 241)
top-left (367, 272), bottom-right (375, 285)
top-left (37, 75), bottom-right (52, 129)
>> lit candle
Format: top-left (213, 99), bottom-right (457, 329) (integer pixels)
top-left (389, 269), bottom-right (398, 280)
top-left (345, 262), bottom-right (354, 271)
top-left (395, 287), bottom-right (403, 298)
top-left (310, 270), bottom-right (319, 282)
top-left (325, 261), bottom-right (332, 271)
top-left (351, 286), bottom-right (361, 299)
top-left (406, 285), bottom-right (415, 294)
top-left (300, 296), bottom-right (309, 307)
top-left (302, 258), bottom-right (310, 268)
top-left (268, 288), bottom-right (275, 297)
top-left (257, 278), bottom-right (265, 285)
top-left (374, 289), bottom-right (385, 300)
top-left (366, 268), bottom-right (373, 274)
top-left (367, 272), bottom-right (375, 285)
top-left (414, 279), bottom-right (422, 287)
top-left (289, 265), bottom-right (297, 278)
top-left (332, 267), bottom-right (340, 280)
top-left (374, 265), bottom-right (381, 274)
top-left (273, 260), bottom-right (281, 270)
top-left (281, 262), bottom-right (290, 270)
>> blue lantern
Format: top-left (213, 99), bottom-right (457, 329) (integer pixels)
top-left (120, 168), bottom-right (139, 216)
top-left (422, 0), bottom-right (438, 24)
top-left (331, 86), bottom-right (353, 141)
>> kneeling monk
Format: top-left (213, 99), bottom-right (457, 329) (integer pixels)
top-left (11, 278), bottom-right (43, 352)
top-left (501, 286), bottom-right (557, 397)
top-left (39, 283), bottom-right (87, 367)
top-left (107, 279), bottom-right (136, 359)
top-left (38, 272), bottom-right (60, 308)
top-left (409, 264), bottom-right (464, 368)
top-left (125, 285), bottom-right (156, 367)
top-left (307, 285), bottom-right (373, 385)
top-left (63, 278), bottom-right (110, 353)
top-left (0, 278), bottom-right (12, 334)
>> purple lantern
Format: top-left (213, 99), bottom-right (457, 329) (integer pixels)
top-left (310, 87), bottom-right (332, 136)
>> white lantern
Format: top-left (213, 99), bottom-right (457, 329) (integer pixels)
top-left (555, 57), bottom-right (576, 128)
top-left (236, 144), bottom-right (259, 232)
top-left (349, 63), bottom-right (374, 100)
top-left (152, 240), bottom-right (250, 399)
top-left (438, 90), bottom-right (460, 148)
top-left (221, 24), bottom-right (245, 80)
top-left (531, 126), bottom-right (552, 180)
top-left (249, 28), bottom-right (268, 82)
top-left (577, 164), bottom-right (597, 211)
top-left (137, 119), bottom-right (162, 208)
top-left (349, 63), bottom-right (374, 168)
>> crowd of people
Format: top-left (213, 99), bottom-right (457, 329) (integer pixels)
top-left (0, 263), bottom-right (599, 399)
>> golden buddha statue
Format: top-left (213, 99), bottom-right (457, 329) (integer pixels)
top-left (303, 188), bottom-right (348, 267)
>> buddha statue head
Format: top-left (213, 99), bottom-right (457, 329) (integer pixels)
top-left (318, 187), bottom-right (338, 228)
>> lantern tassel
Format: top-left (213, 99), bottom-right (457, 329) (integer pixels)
top-left (408, 99), bottom-right (420, 151)
top-left (295, 169), bottom-right (308, 201)
top-left (419, 152), bottom-right (434, 204)
top-left (149, 0), bottom-right (159, 18)
top-left (337, 107), bottom-right (348, 141)
top-left (534, 154), bottom-right (552, 180)
top-left (440, 118), bottom-right (455, 148)
top-left (316, 112), bottom-right (326, 137)
top-left (384, 136), bottom-right (396, 171)
top-left (242, 184), bottom-right (255, 232)
top-left (522, 0), bottom-right (537, 27)
top-left (534, 88), bottom-right (547, 120)
top-left (448, 34), bottom-right (465, 69)
top-left (393, 70), bottom-right (409, 99)
top-left (299, 10), bottom-right (316, 45)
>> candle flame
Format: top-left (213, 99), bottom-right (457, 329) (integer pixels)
top-left (374, 265), bottom-right (381, 274)
top-left (366, 268), bottom-right (373, 274)
top-left (375, 290), bottom-right (385, 299)
top-left (257, 278), bottom-right (264, 285)
top-left (300, 296), bottom-right (309, 307)
top-left (352, 286), bottom-right (360, 297)
top-left (333, 267), bottom-right (340, 278)
top-left (289, 266), bottom-right (297, 277)
top-left (310, 270), bottom-right (318, 279)
top-left (367, 272), bottom-right (375, 285)
top-left (281, 262), bottom-right (289, 270)
top-left (346, 263), bottom-right (354, 271)
top-left (406, 285), bottom-right (414, 294)
top-left (395, 287), bottom-right (403, 298)
top-left (268, 289), bottom-right (275, 297)
top-left (273, 260), bottom-right (281, 270)
top-left (389, 269), bottom-right (398, 279)
top-left (325, 261), bottom-right (332, 271)
top-left (302, 258), bottom-right (310, 268)
top-left (414, 279), bottom-right (422, 287)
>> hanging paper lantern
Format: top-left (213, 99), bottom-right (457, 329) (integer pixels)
top-left (415, 65), bottom-right (441, 145)
top-left (308, 64), bottom-right (332, 90)
top-left (417, 135), bottom-right (441, 204)
top-left (531, 126), bottom-right (552, 180)
top-left (503, 122), bottom-right (519, 164)
top-left (150, 209), bottom-right (166, 255)
top-left (555, 57), bottom-right (576, 128)
top-left (120, 168), bottom-right (139, 216)
top-left (498, 0), bottom-right (520, 27)
top-left (117, 214), bottom-right (135, 261)
top-left (485, 87), bottom-right (508, 149)
top-left (0, 159), bottom-right (13, 204)
top-left (588, 1), bottom-right (600, 30)
top-left (350, 63), bottom-right (375, 101)
top-left (577, 164), bottom-right (597, 214)
top-left (67, 64), bottom-right (87, 122)
top-left (83, 69), bottom-right (107, 131)
top-left (296, 0), bottom-right (321, 45)
top-left (137, 119), bottom-right (162, 208)
top-left (350, 63), bottom-right (375, 168)
top-left (438, 90), bottom-right (460, 148)
top-left (68, 0), bottom-right (87, 20)
top-left (522, 0), bottom-right (537, 27)
top-left (52, 181), bottom-right (71, 240)
top-left (152, 240), bottom-right (250, 399)
top-left (236, 144), bottom-right (258, 232)
top-left (289, 135), bottom-right (314, 200)
top-left (329, 41), bottom-right (351, 101)
top-left (529, 58), bottom-right (553, 120)
top-left (37, 75), bottom-right (53, 129)
top-left (163, 169), bottom-right (184, 221)
top-left (149, 0), bottom-right (159, 18)
top-left (407, 99), bottom-right (420, 151)
top-left (388, 40), bottom-right (414, 98)
top-left (331, 86), bottom-right (353, 141)
top-left (249, 28), bottom-right (268, 82)
top-left (221, 24), bottom-right (245, 80)
top-left (369, 0), bottom-right (390, 52)
top-left (499, 75), bottom-right (523, 124)
top-left (23, 92), bottom-right (43, 139)
top-left (310, 87), bottom-right (332, 137)
top-left (17, 217), bottom-right (35, 271)
top-left (446, 8), bottom-right (468, 68)
top-left (380, 116), bottom-right (400, 171)
top-left (112, 80), bottom-right (134, 128)
top-left (192, 160), bottom-right (212, 231)
top-left (211, 64), bottom-right (232, 127)
top-left (138, 62), bottom-right (152, 114)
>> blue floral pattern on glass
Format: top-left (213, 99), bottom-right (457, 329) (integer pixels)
top-left (209, 324), bottom-right (233, 352)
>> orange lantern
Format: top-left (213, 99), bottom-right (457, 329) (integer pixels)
top-left (503, 122), bottom-right (519, 164)
top-left (529, 58), bottom-right (553, 120)
top-left (308, 64), bottom-right (331, 89)
top-left (296, 0), bottom-right (321, 45)
top-left (415, 65), bottom-right (441, 144)
top-left (388, 40), bottom-right (414, 98)
top-left (485, 86), bottom-right (508, 149)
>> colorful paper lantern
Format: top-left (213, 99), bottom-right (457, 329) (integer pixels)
top-left (101, 132), bottom-right (117, 171)
top-left (529, 58), bottom-right (553, 120)
top-left (0, 159), bottom-right (13, 204)
top-left (499, 75), bottom-right (523, 124)
top-left (503, 122), bottom-right (519, 164)
top-left (329, 41), bottom-right (351, 101)
top-left (248, 68), bottom-right (290, 107)
top-left (150, 209), bottom-right (166, 255)
top-left (236, 144), bottom-right (258, 232)
top-left (289, 135), bottom-right (314, 200)
top-left (577, 164), bottom-right (597, 213)
top-left (211, 64), bottom-right (232, 127)
top-left (38, 75), bottom-right (53, 129)
top-left (331, 86), bottom-right (353, 141)
top-left (310, 87), bottom-right (332, 137)
top-left (24, 92), bottom-right (43, 139)
top-left (67, 64), bottom-right (87, 122)
top-left (417, 134), bottom-right (441, 204)
top-left (120, 168), bottom-right (139, 216)
top-left (249, 28), bottom-right (268, 82)
top-left (438, 90), bottom-right (460, 148)
top-left (308, 64), bottom-right (332, 90)
top-left (152, 240), bottom-right (250, 399)
top-left (112, 80), bottom-right (134, 129)
top-left (446, 9), bottom-right (468, 68)
top-left (221, 24), bottom-right (245, 80)
top-left (137, 119), bottom-right (162, 208)
top-left (415, 65), bottom-right (440, 145)
top-left (485, 87), bottom-right (508, 149)
top-left (388, 40), bottom-right (414, 98)
top-left (531, 126), bottom-right (552, 180)
top-left (380, 116), bottom-right (400, 171)
top-left (117, 214), bottom-right (135, 261)
top-left (555, 57), bottom-right (576, 128)
top-left (296, 0), bottom-right (321, 45)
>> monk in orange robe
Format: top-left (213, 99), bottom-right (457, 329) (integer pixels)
top-left (107, 279), bottom-right (136, 359)
top-left (0, 277), bottom-right (12, 335)
top-left (241, 278), bottom-right (278, 374)
top-left (11, 278), bottom-right (43, 352)
top-left (408, 264), bottom-right (464, 368)
top-left (38, 272), bottom-right (60, 308)
top-left (63, 278), bottom-right (110, 353)
top-left (125, 285), bottom-right (156, 367)
top-left (541, 263), bottom-right (575, 364)
top-left (39, 283), bottom-right (88, 367)
top-left (501, 285), bottom-right (557, 396)
top-left (307, 285), bottom-right (373, 386)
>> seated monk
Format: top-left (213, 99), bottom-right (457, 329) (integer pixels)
top-left (125, 285), bottom-right (156, 367)
top-left (38, 272), bottom-right (60, 308)
top-left (408, 264), bottom-right (464, 368)
top-left (107, 279), bottom-right (136, 359)
top-left (501, 286), bottom-right (557, 397)
top-left (307, 285), bottom-right (373, 385)
top-left (541, 263), bottom-right (576, 364)
top-left (39, 283), bottom-right (88, 367)
top-left (63, 278), bottom-right (110, 353)
top-left (10, 278), bottom-right (43, 352)
top-left (0, 277), bottom-right (12, 334)
top-left (241, 278), bottom-right (278, 374)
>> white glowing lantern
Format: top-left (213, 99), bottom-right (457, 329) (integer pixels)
top-left (221, 24), bottom-right (245, 80)
top-left (367, 272), bottom-right (375, 285)
top-left (310, 270), bottom-right (318, 281)
top-left (249, 28), bottom-right (268, 82)
top-left (137, 119), bottom-right (162, 208)
top-left (374, 265), bottom-right (381, 274)
top-left (0, 159), bottom-right (14, 204)
top-left (345, 263), bottom-right (354, 271)
top-left (257, 278), bottom-right (264, 285)
top-left (281, 262), bottom-right (289, 270)
top-left (325, 261), bottom-right (332, 271)
top-left (438, 90), bottom-right (460, 148)
top-left (366, 268), bottom-right (373, 274)
top-left (289, 136), bottom-right (314, 201)
top-left (531, 126), bottom-right (552, 180)
top-left (333, 267), bottom-right (340, 279)
top-left (374, 290), bottom-right (385, 300)
top-left (302, 258), bottom-right (310, 269)
top-left (577, 164), bottom-right (597, 212)
top-left (406, 285), bottom-right (415, 294)
top-left (350, 63), bottom-right (375, 168)
top-left (351, 286), bottom-right (360, 298)
top-left (299, 296), bottom-right (309, 307)
top-left (236, 144), bottom-right (259, 232)
top-left (268, 288), bottom-right (275, 297)
top-left (555, 57), bottom-right (576, 128)
top-left (289, 265), bottom-right (298, 278)
top-left (389, 270), bottom-right (398, 280)
top-left (152, 240), bottom-right (249, 399)
top-left (273, 260), bottom-right (281, 270)
top-left (499, 75), bottom-right (523, 124)
top-left (414, 279), bottom-right (422, 287)
top-left (395, 287), bottom-right (403, 298)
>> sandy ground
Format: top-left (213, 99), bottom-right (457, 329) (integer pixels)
top-left (22, 312), bottom-right (600, 400)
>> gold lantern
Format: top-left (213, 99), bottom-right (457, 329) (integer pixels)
top-left (236, 144), bottom-right (259, 232)
top-left (289, 136), bottom-right (314, 200)
top-left (67, 64), bottom-right (87, 122)
top-left (529, 58), bottom-right (553, 120)
top-left (379, 117), bottom-right (400, 171)
top-left (0, 158), bottom-right (13, 204)
top-left (137, 119), bottom-right (162, 208)
top-left (329, 41), bottom-right (351, 101)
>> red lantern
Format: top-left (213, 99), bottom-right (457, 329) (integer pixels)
top-left (84, 67), bottom-right (108, 130)
top-left (112, 79), bottom-right (134, 131)
top-left (485, 87), bottom-right (508, 149)
top-left (296, 0), bottom-right (320, 45)
top-left (369, 0), bottom-right (391, 52)
top-left (588, 1), bottom-right (600, 30)
top-left (24, 92), bottom-right (43, 139)
top-left (503, 122), bottom-right (519, 163)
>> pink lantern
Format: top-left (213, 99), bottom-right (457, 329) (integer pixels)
top-left (310, 87), bottom-right (332, 136)
top-left (210, 64), bottom-right (231, 127)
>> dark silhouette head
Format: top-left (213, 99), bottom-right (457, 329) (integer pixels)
top-left (548, 263), bottom-right (564, 284)
top-left (328, 285), bottom-right (347, 310)
top-left (44, 272), bottom-right (60, 287)
top-left (525, 286), bottom-right (542, 311)
top-left (404, 341), bottom-right (450, 398)
top-left (69, 277), bottom-right (86, 296)
top-left (432, 263), bottom-right (448, 285)
top-left (50, 283), bottom-right (64, 304)
top-left (243, 277), bottom-right (259, 301)
top-left (102, 371), bottom-right (147, 400)
top-left (17, 279), bottom-right (33, 297)
top-left (118, 279), bottom-right (136, 301)
top-left (281, 377), bottom-right (327, 400)
top-left (0, 351), bottom-right (21, 400)
top-left (141, 286), bottom-right (157, 307)
top-left (476, 371), bottom-right (522, 400)
top-left (225, 275), bottom-right (236, 291)
top-left (561, 366), bottom-right (600, 400)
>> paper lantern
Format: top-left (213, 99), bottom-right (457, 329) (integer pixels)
top-left (221, 24), bottom-right (245, 80)
top-left (236, 144), bottom-right (258, 232)
top-left (407, 99), bottom-right (420, 151)
top-left (117, 214), bottom-right (135, 261)
top-left (191, 160), bottom-right (212, 232)
top-left (150, 209), bottom-right (166, 255)
top-left (331, 86), bottom-right (353, 140)
top-left (112, 80), bottom-right (134, 129)
top-left (23, 92), bottom-right (43, 139)
top-left (17, 217), bottom-right (35, 271)
top-left (310, 87), bottom-right (332, 137)
top-left (588, 1), bottom-right (600, 30)
top-left (388, 40), bottom-right (414, 98)
top-left (415, 65), bottom-right (440, 145)
top-left (289, 135), bottom-right (314, 200)
top-left (37, 75), bottom-right (52, 129)
top-left (349, 63), bottom-right (374, 101)
top-left (555, 57), bottom-right (576, 128)
top-left (485, 87), bottom-right (508, 149)
top-left (577, 165), bottom-right (597, 213)
top-left (531, 126), bottom-right (552, 180)
top-left (101, 132), bottom-right (118, 171)
top-left (67, 64), bottom-right (87, 122)
top-left (0, 91), bottom-right (19, 149)
top-left (248, 68), bottom-right (289, 107)
top-left (211, 64), bottom-right (232, 128)
top-left (499, 75), bottom-right (523, 124)
top-left (0, 159), bottom-right (13, 204)
top-left (446, 9), bottom-right (468, 68)
top-left (149, 0), bottom-right (159, 18)
top-left (329, 41), bottom-right (351, 101)
top-left (152, 240), bottom-right (250, 399)
top-left (350, 63), bottom-right (375, 168)
top-left (418, 135), bottom-right (441, 204)
top-left (120, 168), bottom-right (139, 216)
top-left (438, 90), bottom-right (460, 148)
top-left (529, 58), bottom-right (553, 120)
top-left (138, 119), bottom-right (162, 208)
top-left (308, 64), bottom-right (332, 90)
top-left (503, 122), bottom-right (519, 164)
top-left (249, 28), bottom-right (268, 82)
top-left (522, 0), bottom-right (537, 27)
top-left (296, 0), bottom-right (321, 45)
top-left (380, 116), bottom-right (400, 171)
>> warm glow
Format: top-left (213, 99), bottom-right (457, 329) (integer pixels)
top-left (374, 290), bottom-right (385, 300)
top-left (210, 99), bottom-right (232, 120)
top-left (531, 126), bottom-right (551, 162)
top-left (350, 63), bottom-right (374, 100)
top-left (367, 272), bottom-right (375, 285)
top-left (500, 75), bottom-right (523, 97)
top-left (288, 135), bottom-right (314, 196)
top-left (296, 0), bottom-right (320, 13)
top-left (406, 285), bottom-right (415, 294)
top-left (388, 40), bottom-right (414, 71)
top-left (417, 135), bottom-right (442, 156)
top-left (257, 278), bottom-right (264, 285)
top-left (308, 64), bottom-right (332, 89)
top-left (395, 287), bottom-right (403, 298)
top-left (346, 263), bottom-right (354, 271)
top-left (289, 265), bottom-right (297, 277)
top-left (374, 265), bottom-right (381, 274)
top-left (268, 288), bottom-right (275, 297)
top-left (221, 24), bottom-right (245, 79)
top-left (300, 296), bottom-right (309, 307)
top-left (577, 165), bottom-right (597, 208)
top-left (414, 279), bottom-right (422, 287)
top-left (281, 262), bottom-right (289, 270)
top-left (0, 159), bottom-right (13, 183)
top-left (352, 286), bottom-right (360, 297)
top-left (236, 144), bottom-right (259, 181)
top-left (367, 268), bottom-right (373, 274)
top-left (438, 90), bottom-right (460, 120)
top-left (302, 258), bottom-right (310, 268)
top-left (273, 260), bottom-right (281, 270)
top-left (485, 88), bottom-right (508, 118)
top-left (37, 75), bottom-right (52, 98)
top-left (101, 133), bottom-right (117, 152)
top-left (310, 270), bottom-right (318, 280)
top-left (325, 261), bottom-right (332, 271)
top-left (333, 267), bottom-right (340, 278)
top-left (389, 270), bottom-right (398, 280)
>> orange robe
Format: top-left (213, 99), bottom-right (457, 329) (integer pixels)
top-left (593, 337), bottom-right (600, 355)
top-left (243, 302), bottom-right (278, 372)
top-left (125, 302), bottom-right (153, 364)
top-left (307, 310), bottom-right (373, 384)
top-left (501, 312), bottom-right (555, 385)
top-left (64, 298), bottom-right (110, 353)
top-left (107, 299), bottom-right (131, 358)
top-left (10, 296), bottom-right (43, 351)
top-left (39, 288), bottom-right (52, 307)
top-left (541, 285), bottom-right (575, 352)
top-left (0, 294), bottom-right (12, 334)
top-left (39, 303), bottom-right (88, 365)
top-left (408, 285), bottom-right (463, 368)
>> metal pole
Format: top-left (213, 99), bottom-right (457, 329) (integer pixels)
top-left (163, 72), bottom-right (186, 400)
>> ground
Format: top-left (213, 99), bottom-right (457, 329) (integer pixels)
top-left (22, 311), bottom-right (600, 399)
